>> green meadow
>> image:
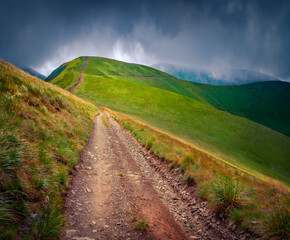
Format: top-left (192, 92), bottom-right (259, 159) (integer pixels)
top-left (50, 57), bottom-right (290, 186)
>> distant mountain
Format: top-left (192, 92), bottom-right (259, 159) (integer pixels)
top-left (20, 66), bottom-right (46, 80)
top-left (151, 63), bottom-right (279, 85)
top-left (46, 62), bottom-right (67, 82)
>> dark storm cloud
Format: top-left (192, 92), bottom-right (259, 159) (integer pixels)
top-left (0, 0), bottom-right (289, 80)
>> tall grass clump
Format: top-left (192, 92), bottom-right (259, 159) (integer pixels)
top-left (260, 201), bottom-right (290, 240)
top-left (207, 176), bottom-right (249, 214)
top-left (37, 208), bottom-right (66, 239)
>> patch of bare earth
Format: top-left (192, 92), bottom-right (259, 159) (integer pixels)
top-left (64, 112), bottom-right (251, 240)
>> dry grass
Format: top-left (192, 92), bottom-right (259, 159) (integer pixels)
top-left (0, 59), bottom-right (98, 238)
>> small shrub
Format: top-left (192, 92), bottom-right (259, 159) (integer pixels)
top-left (134, 219), bottom-right (148, 230)
top-left (208, 176), bottom-right (248, 214)
top-left (119, 172), bottom-right (124, 177)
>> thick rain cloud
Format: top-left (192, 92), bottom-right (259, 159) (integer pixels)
top-left (0, 0), bottom-right (289, 80)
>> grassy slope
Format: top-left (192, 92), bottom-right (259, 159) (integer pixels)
top-left (51, 57), bottom-right (290, 186)
top-left (47, 57), bottom-right (85, 88)
top-left (71, 57), bottom-right (290, 136)
top-left (0, 59), bottom-right (98, 239)
top-left (193, 81), bottom-right (290, 137)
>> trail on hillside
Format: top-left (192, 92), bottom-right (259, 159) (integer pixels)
top-left (69, 57), bottom-right (88, 94)
top-left (64, 112), bottom-right (247, 240)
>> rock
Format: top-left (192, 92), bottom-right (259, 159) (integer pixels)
top-left (104, 225), bottom-right (109, 228)
top-left (66, 229), bottom-right (77, 237)
top-left (85, 187), bottom-right (92, 193)
top-left (91, 221), bottom-right (96, 226)
top-left (190, 236), bottom-right (197, 239)
top-left (72, 190), bottom-right (76, 195)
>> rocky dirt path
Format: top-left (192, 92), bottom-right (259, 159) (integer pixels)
top-left (64, 111), bottom-right (249, 240)
top-left (68, 56), bottom-right (88, 94)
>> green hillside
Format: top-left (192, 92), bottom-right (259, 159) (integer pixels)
top-left (0, 59), bottom-right (98, 238)
top-left (192, 82), bottom-right (290, 137)
top-left (49, 57), bottom-right (290, 136)
top-left (50, 56), bottom-right (290, 185)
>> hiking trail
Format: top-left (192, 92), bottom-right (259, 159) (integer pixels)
top-left (64, 111), bottom-right (248, 240)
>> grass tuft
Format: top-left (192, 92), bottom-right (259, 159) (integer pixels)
top-left (260, 202), bottom-right (290, 240)
top-left (37, 208), bottom-right (66, 239)
top-left (134, 219), bottom-right (148, 230)
top-left (130, 216), bottom-right (137, 222)
top-left (208, 176), bottom-right (249, 214)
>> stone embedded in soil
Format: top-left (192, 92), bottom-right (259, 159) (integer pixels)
top-left (66, 229), bottom-right (77, 237)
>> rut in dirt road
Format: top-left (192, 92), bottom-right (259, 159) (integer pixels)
top-left (64, 112), bottom-right (248, 240)
top-left (68, 56), bottom-right (88, 94)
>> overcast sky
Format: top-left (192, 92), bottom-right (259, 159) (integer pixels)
top-left (0, 0), bottom-right (289, 80)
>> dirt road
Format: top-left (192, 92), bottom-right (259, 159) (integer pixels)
top-left (68, 56), bottom-right (88, 94)
top-left (64, 112), bottom-right (247, 240)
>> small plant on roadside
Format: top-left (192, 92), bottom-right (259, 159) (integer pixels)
top-left (208, 176), bottom-right (248, 214)
top-left (37, 208), bottom-right (65, 239)
top-left (260, 202), bottom-right (290, 240)
top-left (119, 172), bottom-right (124, 177)
top-left (130, 216), bottom-right (137, 222)
top-left (134, 219), bottom-right (148, 230)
